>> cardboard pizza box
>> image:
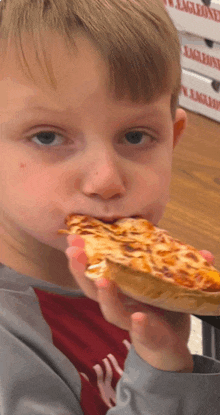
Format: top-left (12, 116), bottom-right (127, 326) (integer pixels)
top-left (179, 31), bottom-right (220, 81)
top-left (164, 0), bottom-right (220, 43)
top-left (179, 68), bottom-right (220, 122)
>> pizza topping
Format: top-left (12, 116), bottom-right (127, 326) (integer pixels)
top-left (80, 230), bottom-right (95, 235)
top-left (123, 244), bottom-right (137, 252)
top-left (59, 214), bottom-right (220, 296)
top-left (163, 258), bottom-right (176, 266)
top-left (175, 276), bottom-right (195, 289)
top-left (185, 252), bottom-right (199, 262)
top-left (178, 269), bottom-right (189, 276)
top-left (110, 223), bottom-right (119, 230)
top-left (130, 257), bottom-right (152, 272)
top-left (185, 263), bottom-right (197, 270)
top-left (162, 266), bottom-right (174, 279)
top-left (145, 246), bottom-right (152, 254)
top-left (109, 235), bottom-right (118, 241)
top-left (156, 250), bottom-right (170, 257)
top-left (195, 273), bottom-right (204, 283)
top-left (208, 270), bottom-right (220, 282)
top-left (158, 236), bottom-right (166, 243)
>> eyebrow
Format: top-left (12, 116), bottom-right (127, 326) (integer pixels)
top-left (20, 105), bottom-right (163, 136)
top-left (26, 104), bottom-right (163, 119)
top-left (25, 105), bottom-right (64, 114)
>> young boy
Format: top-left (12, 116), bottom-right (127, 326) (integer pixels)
top-left (0, 0), bottom-right (219, 413)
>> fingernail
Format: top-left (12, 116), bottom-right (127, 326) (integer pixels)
top-left (132, 313), bottom-right (146, 335)
top-left (67, 235), bottom-right (75, 246)
top-left (95, 278), bottom-right (109, 289)
top-left (77, 252), bottom-right (86, 265)
top-left (65, 246), bottom-right (78, 258)
top-left (200, 250), bottom-right (215, 264)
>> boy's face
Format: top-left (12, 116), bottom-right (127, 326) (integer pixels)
top-left (0, 32), bottom-right (187, 254)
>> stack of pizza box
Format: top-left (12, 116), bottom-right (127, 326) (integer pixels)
top-left (163, 0), bottom-right (220, 355)
top-left (164, 0), bottom-right (220, 123)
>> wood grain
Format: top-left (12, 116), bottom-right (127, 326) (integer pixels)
top-left (159, 109), bottom-right (220, 271)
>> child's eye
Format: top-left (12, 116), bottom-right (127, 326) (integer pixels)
top-left (124, 131), bottom-right (156, 146)
top-left (29, 130), bottom-right (156, 148)
top-left (30, 131), bottom-right (64, 146)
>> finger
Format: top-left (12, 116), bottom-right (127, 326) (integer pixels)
top-left (65, 245), bottom-right (87, 272)
top-left (200, 250), bottom-right (215, 265)
top-left (67, 234), bottom-right (85, 248)
top-left (95, 278), bottom-right (132, 330)
top-left (65, 246), bottom-right (98, 301)
top-left (131, 312), bottom-right (172, 350)
top-left (130, 312), bottom-right (194, 372)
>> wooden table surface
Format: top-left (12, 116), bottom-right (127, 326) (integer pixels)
top-left (159, 108), bottom-right (220, 272)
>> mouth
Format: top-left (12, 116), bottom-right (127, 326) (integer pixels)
top-left (68, 213), bottom-right (145, 224)
top-left (94, 215), bottom-right (145, 224)
top-left (95, 217), bottom-right (122, 224)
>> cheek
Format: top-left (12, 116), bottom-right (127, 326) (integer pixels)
top-left (18, 168), bottom-right (53, 197)
top-left (2, 160), bottom-right (61, 214)
top-left (1, 162), bottom-right (68, 244)
top-left (159, 166), bottom-right (172, 189)
top-left (155, 147), bottom-right (173, 188)
top-left (141, 153), bottom-right (172, 193)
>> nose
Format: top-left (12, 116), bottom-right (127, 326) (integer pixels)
top-left (82, 150), bottom-right (126, 200)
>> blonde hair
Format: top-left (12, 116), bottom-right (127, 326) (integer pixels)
top-left (0, 0), bottom-right (181, 121)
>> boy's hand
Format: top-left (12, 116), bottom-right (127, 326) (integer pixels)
top-left (65, 235), bottom-right (215, 372)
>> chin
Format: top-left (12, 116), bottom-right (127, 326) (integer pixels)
top-left (150, 210), bottom-right (166, 228)
top-left (52, 238), bottom-right (69, 253)
top-left (35, 233), bottom-right (68, 253)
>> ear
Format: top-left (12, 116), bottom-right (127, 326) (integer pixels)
top-left (173, 109), bottom-right (188, 149)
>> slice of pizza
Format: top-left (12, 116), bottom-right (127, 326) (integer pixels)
top-left (58, 214), bottom-right (220, 315)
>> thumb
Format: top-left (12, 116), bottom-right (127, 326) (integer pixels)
top-left (131, 312), bottom-right (171, 351)
top-left (130, 312), bottom-right (193, 372)
top-left (65, 238), bottom-right (98, 301)
top-left (200, 250), bottom-right (215, 265)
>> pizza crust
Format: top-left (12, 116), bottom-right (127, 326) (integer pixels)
top-left (86, 258), bottom-right (220, 315)
top-left (58, 215), bottom-right (220, 315)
